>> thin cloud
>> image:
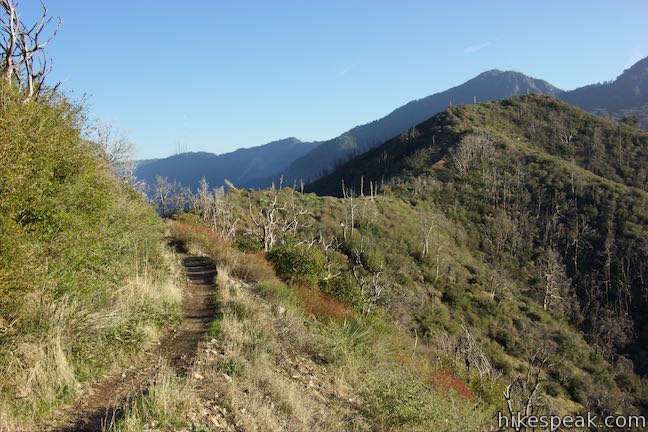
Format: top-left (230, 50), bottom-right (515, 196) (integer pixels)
top-left (337, 60), bottom-right (360, 77)
top-left (464, 41), bottom-right (491, 54)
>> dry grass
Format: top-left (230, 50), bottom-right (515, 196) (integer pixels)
top-left (0, 243), bottom-right (183, 430)
top-left (290, 279), bottom-right (354, 322)
top-left (168, 219), bottom-right (490, 431)
top-left (110, 364), bottom-right (200, 432)
top-left (188, 263), bottom-right (361, 432)
top-left (169, 220), bottom-right (279, 285)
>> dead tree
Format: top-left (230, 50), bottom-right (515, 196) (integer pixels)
top-left (540, 247), bottom-right (571, 314)
top-left (456, 324), bottom-right (493, 377)
top-left (1, 0), bottom-right (61, 100)
top-left (249, 188), bottom-right (311, 251)
top-left (193, 179), bottom-right (238, 240)
top-left (420, 215), bottom-right (435, 258)
top-left (451, 133), bottom-right (495, 179)
top-left (503, 352), bottom-right (550, 432)
top-left (283, 190), bottom-right (312, 236)
top-left (154, 176), bottom-right (172, 216)
top-left (350, 236), bottom-right (389, 315)
top-left (319, 234), bottom-right (342, 280)
top-left (341, 193), bottom-right (358, 241)
top-left (89, 119), bottom-right (135, 181)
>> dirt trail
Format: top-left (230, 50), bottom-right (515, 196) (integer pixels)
top-left (40, 252), bottom-right (217, 432)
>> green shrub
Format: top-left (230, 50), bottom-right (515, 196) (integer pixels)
top-left (361, 368), bottom-right (487, 431)
top-left (256, 281), bottom-right (297, 305)
top-left (441, 286), bottom-right (471, 310)
top-left (318, 275), bottom-right (363, 308)
top-left (234, 234), bottom-right (262, 253)
top-left (208, 317), bottom-right (223, 338)
top-left (266, 242), bottom-right (325, 282)
top-left (417, 306), bottom-right (461, 336)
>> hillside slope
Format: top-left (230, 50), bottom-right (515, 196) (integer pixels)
top-left (562, 56), bottom-right (648, 128)
top-left (0, 83), bottom-right (182, 430)
top-left (124, 96), bottom-right (648, 429)
top-left (301, 95), bottom-right (648, 416)
top-left (272, 70), bottom-right (560, 185)
top-left (270, 57), bottom-right (648, 186)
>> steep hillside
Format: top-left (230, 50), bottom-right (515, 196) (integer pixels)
top-left (0, 83), bottom-right (182, 429)
top-left (297, 95), bottom-right (648, 415)
top-left (269, 57), bottom-right (648, 186)
top-left (310, 95), bottom-right (648, 194)
top-left (274, 71), bottom-right (560, 184)
top-left (562, 56), bottom-right (648, 128)
top-left (135, 137), bottom-right (318, 191)
top-left (133, 95), bottom-right (648, 429)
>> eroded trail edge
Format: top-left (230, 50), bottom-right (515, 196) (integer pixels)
top-left (42, 252), bottom-right (217, 432)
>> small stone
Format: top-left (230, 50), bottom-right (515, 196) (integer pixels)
top-left (193, 372), bottom-right (204, 380)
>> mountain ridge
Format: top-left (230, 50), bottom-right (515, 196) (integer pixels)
top-left (135, 137), bottom-right (317, 191)
top-left (309, 94), bottom-right (648, 382)
top-left (265, 69), bottom-right (562, 186)
top-left (138, 57), bottom-right (648, 191)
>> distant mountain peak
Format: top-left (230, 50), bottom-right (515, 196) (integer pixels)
top-left (618, 56), bottom-right (648, 82)
top-left (470, 69), bottom-right (562, 95)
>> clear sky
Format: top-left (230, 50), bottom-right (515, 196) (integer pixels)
top-left (24, 0), bottom-right (648, 159)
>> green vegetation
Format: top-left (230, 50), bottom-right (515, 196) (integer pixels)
top-left (0, 81), bottom-right (181, 428)
top-left (166, 95), bottom-right (648, 427)
top-left (266, 241), bottom-right (326, 282)
top-left (169, 220), bottom-right (492, 430)
top-left (307, 94), bottom-right (648, 418)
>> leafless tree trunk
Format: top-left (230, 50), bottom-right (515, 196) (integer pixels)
top-left (503, 352), bottom-right (550, 432)
top-left (1, 0), bottom-right (61, 100)
top-left (249, 188), bottom-right (311, 251)
top-left (341, 193), bottom-right (358, 241)
top-left (349, 236), bottom-right (389, 315)
top-left (193, 179), bottom-right (239, 239)
top-left (451, 133), bottom-right (495, 179)
top-left (540, 247), bottom-right (571, 315)
top-left (154, 176), bottom-right (172, 216)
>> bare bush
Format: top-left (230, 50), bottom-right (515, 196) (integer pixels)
top-left (451, 133), bottom-right (495, 178)
top-left (193, 179), bottom-right (239, 240)
top-left (1, 0), bottom-right (61, 100)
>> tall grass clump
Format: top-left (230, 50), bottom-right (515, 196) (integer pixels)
top-left (111, 364), bottom-right (199, 432)
top-left (0, 82), bottom-right (182, 426)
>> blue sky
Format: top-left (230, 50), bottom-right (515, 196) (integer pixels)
top-left (25, 0), bottom-right (648, 159)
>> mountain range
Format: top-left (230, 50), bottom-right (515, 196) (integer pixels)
top-left (136, 56), bottom-right (648, 191)
top-left (135, 137), bottom-right (318, 191)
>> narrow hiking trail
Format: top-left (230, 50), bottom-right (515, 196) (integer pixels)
top-left (40, 252), bottom-right (218, 432)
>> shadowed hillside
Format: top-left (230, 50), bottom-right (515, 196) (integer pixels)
top-left (135, 137), bottom-right (318, 191)
top-left (310, 95), bottom-right (648, 383)
top-left (562, 56), bottom-right (648, 129)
